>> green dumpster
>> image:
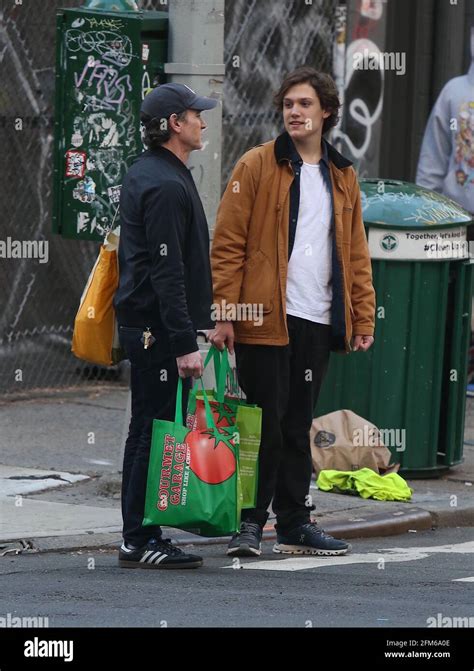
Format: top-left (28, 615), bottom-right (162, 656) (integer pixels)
top-left (315, 179), bottom-right (474, 477)
top-left (52, 4), bottom-right (168, 241)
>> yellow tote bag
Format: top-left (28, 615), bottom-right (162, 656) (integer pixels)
top-left (72, 228), bottom-right (124, 366)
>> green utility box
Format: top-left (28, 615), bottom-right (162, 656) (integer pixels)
top-left (315, 180), bottom-right (474, 477)
top-left (53, 6), bottom-right (168, 241)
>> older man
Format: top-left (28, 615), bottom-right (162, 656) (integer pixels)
top-left (114, 83), bottom-right (217, 569)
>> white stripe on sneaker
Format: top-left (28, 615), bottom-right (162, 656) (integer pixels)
top-left (146, 551), bottom-right (163, 564)
top-left (140, 550), bottom-right (154, 562)
top-left (153, 553), bottom-right (168, 564)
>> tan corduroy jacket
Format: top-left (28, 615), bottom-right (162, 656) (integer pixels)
top-left (211, 134), bottom-right (375, 352)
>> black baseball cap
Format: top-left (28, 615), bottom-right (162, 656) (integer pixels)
top-left (140, 83), bottom-right (218, 122)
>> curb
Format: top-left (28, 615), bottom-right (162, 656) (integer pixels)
top-left (430, 506), bottom-right (474, 529)
top-left (0, 384), bottom-right (127, 405)
top-left (2, 506), bottom-right (457, 555)
top-left (320, 507), bottom-right (433, 539)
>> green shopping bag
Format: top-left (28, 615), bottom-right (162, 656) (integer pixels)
top-left (229, 399), bottom-right (261, 510)
top-left (186, 346), bottom-right (261, 509)
top-left (186, 345), bottom-right (237, 429)
top-left (143, 378), bottom-right (242, 537)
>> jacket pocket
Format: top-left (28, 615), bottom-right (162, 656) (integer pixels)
top-left (342, 206), bottom-right (353, 244)
top-left (344, 286), bottom-right (355, 321)
top-left (240, 249), bottom-right (275, 314)
top-left (342, 258), bottom-right (355, 320)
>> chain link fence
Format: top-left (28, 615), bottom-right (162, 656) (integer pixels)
top-left (0, 0), bottom-right (110, 396)
top-left (222, 0), bottom-right (334, 184)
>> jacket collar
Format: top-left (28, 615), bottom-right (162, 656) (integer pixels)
top-left (274, 131), bottom-right (353, 170)
top-left (148, 146), bottom-right (191, 174)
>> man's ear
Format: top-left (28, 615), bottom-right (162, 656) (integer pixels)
top-left (322, 109), bottom-right (331, 119)
top-left (168, 113), bottom-right (182, 134)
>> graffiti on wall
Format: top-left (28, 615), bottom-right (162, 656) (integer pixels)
top-left (331, 0), bottom-right (387, 177)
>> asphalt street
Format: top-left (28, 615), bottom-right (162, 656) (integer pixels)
top-left (1, 526), bottom-right (473, 629)
top-left (0, 388), bottom-right (127, 476)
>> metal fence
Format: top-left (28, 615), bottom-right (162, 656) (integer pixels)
top-left (0, 0), bottom-right (334, 395)
top-left (221, 0), bottom-right (334, 184)
top-left (0, 0), bottom-right (107, 396)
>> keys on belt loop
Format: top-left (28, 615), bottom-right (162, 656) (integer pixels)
top-left (141, 326), bottom-right (156, 350)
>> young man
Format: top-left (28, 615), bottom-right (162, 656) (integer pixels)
top-left (210, 67), bottom-right (375, 558)
top-left (114, 83), bottom-right (217, 569)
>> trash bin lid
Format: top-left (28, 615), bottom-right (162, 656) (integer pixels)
top-left (360, 179), bottom-right (473, 230)
top-left (82, 0), bottom-right (138, 10)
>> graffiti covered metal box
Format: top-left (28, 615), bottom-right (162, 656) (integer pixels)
top-left (53, 7), bottom-right (168, 241)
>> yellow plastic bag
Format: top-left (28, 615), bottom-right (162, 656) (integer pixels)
top-left (72, 228), bottom-right (124, 366)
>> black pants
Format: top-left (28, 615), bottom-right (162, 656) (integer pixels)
top-left (118, 325), bottom-right (191, 547)
top-left (235, 315), bottom-right (331, 532)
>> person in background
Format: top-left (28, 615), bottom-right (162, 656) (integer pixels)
top-left (416, 26), bottom-right (474, 215)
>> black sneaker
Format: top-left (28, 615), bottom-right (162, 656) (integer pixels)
top-left (226, 521), bottom-right (262, 557)
top-left (273, 522), bottom-right (351, 556)
top-left (118, 537), bottom-right (203, 569)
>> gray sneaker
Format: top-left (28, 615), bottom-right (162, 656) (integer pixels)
top-left (273, 522), bottom-right (351, 556)
top-left (227, 521), bottom-right (262, 557)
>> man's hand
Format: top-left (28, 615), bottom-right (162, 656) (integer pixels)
top-left (208, 321), bottom-right (235, 354)
top-left (353, 335), bottom-right (374, 352)
top-left (176, 351), bottom-right (204, 379)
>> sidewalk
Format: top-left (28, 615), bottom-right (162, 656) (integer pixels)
top-left (1, 386), bottom-right (473, 555)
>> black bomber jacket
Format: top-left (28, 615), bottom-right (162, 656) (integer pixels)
top-left (114, 146), bottom-right (213, 357)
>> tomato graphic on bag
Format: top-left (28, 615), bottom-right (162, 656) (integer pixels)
top-left (193, 399), bottom-right (236, 430)
top-left (187, 428), bottom-right (237, 484)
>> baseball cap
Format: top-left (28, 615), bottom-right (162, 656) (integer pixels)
top-left (140, 83), bottom-right (218, 122)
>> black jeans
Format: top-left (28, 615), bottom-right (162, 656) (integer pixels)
top-left (235, 315), bottom-right (331, 532)
top-left (118, 326), bottom-right (191, 547)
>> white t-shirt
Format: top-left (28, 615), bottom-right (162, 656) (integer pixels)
top-left (286, 161), bottom-right (333, 325)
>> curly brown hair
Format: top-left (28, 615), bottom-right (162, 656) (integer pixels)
top-left (274, 67), bottom-right (341, 135)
